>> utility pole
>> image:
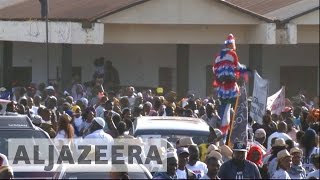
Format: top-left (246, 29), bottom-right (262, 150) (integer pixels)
top-left (39, 0), bottom-right (49, 85)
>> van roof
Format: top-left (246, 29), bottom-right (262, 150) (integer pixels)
top-left (133, 116), bottom-right (209, 136)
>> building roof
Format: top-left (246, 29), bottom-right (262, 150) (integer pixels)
top-left (0, 0), bottom-right (148, 22)
top-left (0, 0), bottom-right (318, 23)
top-left (220, 0), bottom-right (319, 22)
top-left (0, 0), bottom-right (27, 9)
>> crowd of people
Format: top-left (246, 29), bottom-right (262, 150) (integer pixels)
top-left (0, 76), bottom-right (319, 179)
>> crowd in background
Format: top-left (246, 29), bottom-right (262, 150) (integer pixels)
top-left (0, 72), bottom-right (319, 179)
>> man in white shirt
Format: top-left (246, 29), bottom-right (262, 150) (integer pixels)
top-left (83, 117), bottom-right (114, 160)
top-left (267, 121), bottom-right (292, 151)
top-left (176, 147), bottom-right (196, 179)
top-left (186, 145), bottom-right (208, 179)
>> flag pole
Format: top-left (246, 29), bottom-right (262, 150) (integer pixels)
top-left (226, 86), bottom-right (241, 148)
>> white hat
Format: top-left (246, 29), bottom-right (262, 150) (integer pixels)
top-left (0, 153), bottom-right (9, 166)
top-left (273, 138), bottom-right (287, 147)
top-left (32, 115), bottom-right (42, 125)
top-left (165, 149), bottom-right (178, 160)
top-left (277, 149), bottom-right (291, 160)
top-left (45, 86), bottom-right (54, 90)
top-left (255, 128), bottom-right (266, 139)
top-left (176, 137), bottom-right (196, 148)
top-left (290, 147), bottom-right (303, 155)
top-left (93, 117), bottom-right (105, 128)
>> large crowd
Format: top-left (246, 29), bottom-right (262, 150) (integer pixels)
top-left (0, 76), bottom-right (319, 179)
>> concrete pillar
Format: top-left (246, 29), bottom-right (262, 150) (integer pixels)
top-left (2, 41), bottom-right (13, 89)
top-left (61, 44), bottom-right (72, 91)
top-left (249, 44), bottom-right (263, 95)
top-left (276, 23), bottom-right (297, 44)
top-left (177, 44), bottom-right (189, 99)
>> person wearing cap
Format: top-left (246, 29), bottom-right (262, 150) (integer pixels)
top-left (267, 138), bottom-right (288, 178)
top-left (271, 149), bottom-right (292, 179)
top-left (253, 128), bottom-right (267, 155)
top-left (84, 117), bottom-right (113, 140)
top-left (83, 117), bottom-right (114, 160)
top-left (264, 138), bottom-right (287, 177)
top-left (153, 150), bottom-right (178, 179)
top-left (267, 121), bottom-right (292, 152)
top-left (176, 147), bottom-right (196, 179)
top-left (218, 141), bottom-right (261, 179)
top-left (32, 115), bottom-right (43, 127)
top-left (45, 86), bottom-right (55, 97)
top-left (201, 150), bottom-right (222, 179)
top-left (288, 147), bottom-right (306, 179)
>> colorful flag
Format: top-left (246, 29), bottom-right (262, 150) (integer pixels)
top-left (219, 103), bottom-right (231, 135)
top-left (228, 85), bottom-right (248, 147)
top-left (250, 71), bottom-right (268, 124)
top-left (267, 86), bottom-right (285, 115)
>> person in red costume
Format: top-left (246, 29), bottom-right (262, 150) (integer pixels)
top-left (212, 34), bottom-right (249, 135)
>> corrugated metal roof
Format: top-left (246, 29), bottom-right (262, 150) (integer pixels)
top-left (264, 0), bottom-right (320, 21)
top-left (0, 0), bottom-right (148, 22)
top-left (224, 0), bottom-right (302, 15)
top-left (0, 0), bottom-right (28, 9)
top-left (0, 0), bottom-right (318, 23)
top-left (222, 0), bottom-right (319, 21)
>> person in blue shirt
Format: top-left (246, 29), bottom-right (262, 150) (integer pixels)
top-left (218, 141), bottom-right (261, 179)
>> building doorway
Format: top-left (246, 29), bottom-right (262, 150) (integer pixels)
top-left (11, 67), bottom-right (32, 87)
top-left (280, 66), bottom-right (318, 100)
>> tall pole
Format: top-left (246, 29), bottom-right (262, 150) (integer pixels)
top-left (46, 1), bottom-right (49, 85)
top-left (39, 0), bottom-right (49, 85)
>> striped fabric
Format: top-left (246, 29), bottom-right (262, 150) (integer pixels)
top-left (213, 49), bottom-right (247, 103)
